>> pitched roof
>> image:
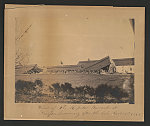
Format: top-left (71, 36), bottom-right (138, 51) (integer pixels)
top-left (78, 60), bottom-right (98, 68)
top-left (48, 65), bottom-right (79, 68)
top-left (15, 64), bottom-right (40, 74)
top-left (47, 65), bottom-right (81, 71)
top-left (112, 58), bottom-right (134, 66)
top-left (83, 56), bottom-right (111, 70)
top-left (78, 56), bottom-right (111, 70)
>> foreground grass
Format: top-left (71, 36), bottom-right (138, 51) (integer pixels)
top-left (15, 94), bottom-right (131, 104)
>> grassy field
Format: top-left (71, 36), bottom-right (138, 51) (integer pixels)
top-left (15, 73), bottom-right (133, 88)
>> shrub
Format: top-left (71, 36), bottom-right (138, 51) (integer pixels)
top-left (51, 82), bottom-right (75, 97)
top-left (110, 86), bottom-right (129, 100)
top-left (15, 80), bottom-right (36, 94)
top-left (34, 79), bottom-right (43, 87)
top-left (84, 85), bottom-right (95, 96)
top-left (49, 82), bottom-right (130, 103)
top-left (61, 82), bottom-right (73, 93)
top-left (75, 86), bottom-right (84, 97)
top-left (51, 83), bottom-right (61, 96)
top-left (95, 84), bottom-right (112, 98)
top-left (15, 79), bottom-right (43, 95)
top-left (49, 86), bottom-right (54, 92)
top-left (95, 84), bottom-right (129, 103)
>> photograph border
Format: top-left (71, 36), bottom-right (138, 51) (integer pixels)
top-left (0, 0), bottom-right (150, 126)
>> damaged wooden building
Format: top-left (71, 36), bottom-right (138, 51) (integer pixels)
top-left (47, 56), bottom-right (115, 74)
top-left (15, 56), bottom-right (134, 75)
top-left (47, 56), bottom-right (134, 74)
top-left (77, 56), bottom-right (116, 74)
top-left (15, 64), bottom-right (43, 75)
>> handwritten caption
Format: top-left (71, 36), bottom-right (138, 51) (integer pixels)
top-left (38, 104), bottom-right (143, 119)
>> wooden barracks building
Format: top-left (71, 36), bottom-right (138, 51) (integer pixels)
top-left (15, 56), bottom-right (134, 75)
top-left (47, 56), bottom-right (134, 74)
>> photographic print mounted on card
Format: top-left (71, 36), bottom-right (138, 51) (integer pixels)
top-left (4, 5), bottom-right (145, 121)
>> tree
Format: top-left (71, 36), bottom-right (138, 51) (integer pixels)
top-left (34, 80), bottom-right (43, 87)
top-left (60, 83), bottom-right (74, 97)
top-left (84, 85), bottom-right (95, 97)
top-left (110, 86), bottom-right (129, 102)
top-left (15, 24), bottom-right (32, 66)
top-left (49, 86), bottom-right (54, 92)
top-left (75, 86), bottom-right (84, 97)
top-left (15, 79), bottom-right (44, 96)
top-left (15, 48), bottom-right (30, 66)
top-left (52, 83), bottom-right (61, 96)
top-left (34, 80), bottom-right (43, 96)
top-left (15, 80), bottom-right (36, 95)
top-left (95, 84), bottom-right (112, 102)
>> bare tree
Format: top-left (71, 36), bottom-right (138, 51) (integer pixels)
top-left (15, 24), bottom-right (32, 66)
top-left (15, 48), bottom-right (30, 66)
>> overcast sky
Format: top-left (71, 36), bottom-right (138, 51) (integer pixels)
top-left (16, 6), bottom-right (135, 66)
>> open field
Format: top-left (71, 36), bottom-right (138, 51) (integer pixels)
top-left (16, 73), bottom-right (133, 88)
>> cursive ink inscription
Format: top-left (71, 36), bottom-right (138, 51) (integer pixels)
top-left (38, 105), bottom-right (143, 119)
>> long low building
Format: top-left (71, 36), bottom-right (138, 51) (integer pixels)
top-left (15, 64), bottom-right (43, 74)
top-left (47, 65), bottom-right (82, 73)
top-left (15, 56), bottom-right (134, 75)
top-left (47, 56), bottom-right (134, 74)
top-left (47, 56), bottom-right (115, 74)
top-left (112, 58), bottom-right (134, 73)
top-left (78, 56), bottom-right (115, 74)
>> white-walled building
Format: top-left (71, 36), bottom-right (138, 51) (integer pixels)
top-left (46, 57), bottom-right (134, 74)
top-left (112, 58), bottom-right (134, 74)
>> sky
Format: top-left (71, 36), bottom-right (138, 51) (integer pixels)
top-left (15, 6), bottom-right (135, 66)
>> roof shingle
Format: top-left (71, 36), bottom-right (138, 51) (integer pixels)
top-left (112, 58), bottom-right (134, 66)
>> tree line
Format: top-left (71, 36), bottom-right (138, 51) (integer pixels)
top-left (49, 82), bottom-right (129, 102)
